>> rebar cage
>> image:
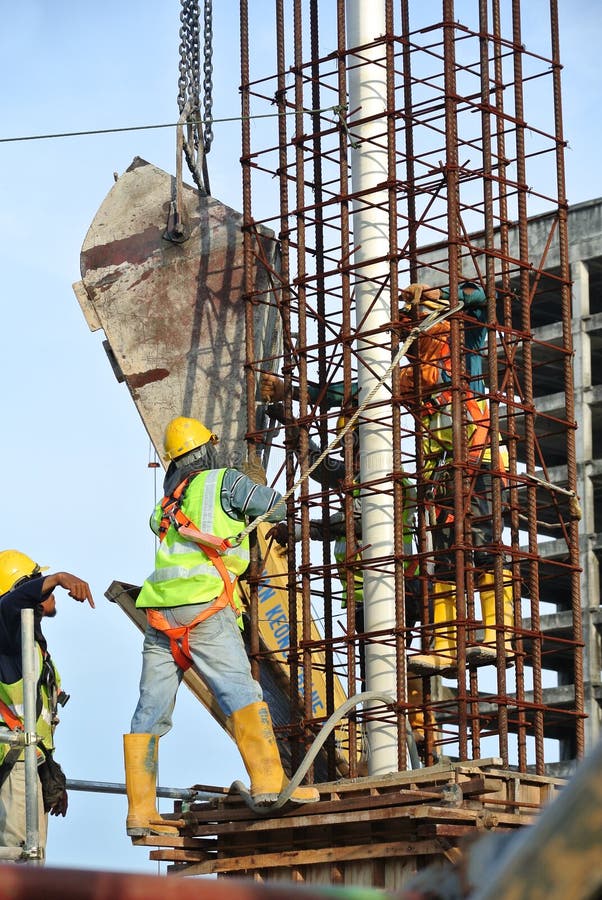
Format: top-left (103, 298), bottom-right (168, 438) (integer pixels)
top-left (238, 0), bottom-right (583, 779)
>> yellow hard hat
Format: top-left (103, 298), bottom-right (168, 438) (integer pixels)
top-left (163, 416), bottom-right (219, 461)
top-left (336, 403), bottom-right (358, 438)
top-left (0, 550), bottom-right (48, 595)
top-left (401, 283), bottom-right (447, 312)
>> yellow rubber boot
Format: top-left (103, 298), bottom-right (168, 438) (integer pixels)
top-left (467, 570), bottom-right (515, 666)
top-left (409, 582), bottom-right (457, 676)
top-left (230, 701), bottom-right (319, 805)
top-left (124, 733), bottom-right (178, 837)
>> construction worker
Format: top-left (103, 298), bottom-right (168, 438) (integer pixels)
top-left (0, 550), bottom-right (94, 861)
top-left (398, 282), bottom-right (513, 676)
top-left (260, 377), bottom-right (428, 744)
top-left (125, 415), bottom-right (319, 838)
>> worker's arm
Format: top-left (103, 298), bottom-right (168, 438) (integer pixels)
top-left (260, 373), bottom-right (358, 410)
top-left (41, 573), bottom-right (94, 608)
top-left (223, 468), bottom-right (286, 524)
top-left (1, 573), bottom-right (93, 615)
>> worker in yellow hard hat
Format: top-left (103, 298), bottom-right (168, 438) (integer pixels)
top-left (0, 550), bottom-right (94, 862)
top-left (397, 282), bottom-right (514, 677)
top-left (124, 415), bottom-right (319, 839)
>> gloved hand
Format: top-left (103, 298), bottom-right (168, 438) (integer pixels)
top-left (260, 372), bottom-right (286, 402)
top-left (241, 447), bottom-right (268, 486)
top-left (49, 789), bottom-right (68, 817)
top-left (266, 522), bottom-right (289, 547)
top-left (284, 423), bottom-right (301, 451)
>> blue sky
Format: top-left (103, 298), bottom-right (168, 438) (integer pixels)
top-left (1, 0), bottom-right (601, 875)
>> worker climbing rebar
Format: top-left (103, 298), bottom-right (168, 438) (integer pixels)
top-left (399, 282), bottom-right (514, 677)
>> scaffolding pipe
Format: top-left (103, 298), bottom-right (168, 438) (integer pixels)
top-left (346, 0), bottom-right (398, 775)
top-left (21, 607), bottom-right (41, 863)
top-left (65, 779), bottom-right (222, 801)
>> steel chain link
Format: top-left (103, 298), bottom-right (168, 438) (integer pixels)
top-left (202, 0), bottom-right (214, 153)
top-left (177, 0), bottom-right (213, 191)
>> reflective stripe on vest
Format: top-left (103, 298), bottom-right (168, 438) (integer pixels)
top-left (0, 647), bottom-right (59, 765)
top-left (136, 468), bottom-right (250, 609)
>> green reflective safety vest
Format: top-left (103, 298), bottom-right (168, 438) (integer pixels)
top-left (136, 468), bottom-right (250, 610)
top-left (334, 480), bottom-right (416, 607)
top-left (0, 647), bottom-right (60, 766)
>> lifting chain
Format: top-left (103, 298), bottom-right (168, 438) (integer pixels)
top-left (176, 0), bottom-right (213, 195)
top-left (202, 0), bottom-right (214, 154)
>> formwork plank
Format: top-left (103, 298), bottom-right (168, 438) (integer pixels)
top-left (163, 839), bottom-right (445, 876)
top-left (138, 763), bottom-right (565, 879)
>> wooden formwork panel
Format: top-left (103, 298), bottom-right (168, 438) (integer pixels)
top-left (134, 759), bottom-right (564, 883)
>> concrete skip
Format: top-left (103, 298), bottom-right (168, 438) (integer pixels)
top-left (76, 157), bottom-right (355, 780)
top-left (73, 155), bottom-right (281, 467)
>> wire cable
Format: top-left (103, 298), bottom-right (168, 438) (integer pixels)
top-left (0, 106), bottom-right (341, 145)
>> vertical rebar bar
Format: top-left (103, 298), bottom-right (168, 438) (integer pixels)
top-left (511, 0), bottom-right (545, 774)
top-left (549, 0), bottom-right (585, 759)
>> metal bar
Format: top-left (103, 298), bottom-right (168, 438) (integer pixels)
top-left (21, 607), bottom-right (41, 864)
top-left (65, 779), bottom-right (220, 801)
top-left (549, 0), bottom-right (584, 760)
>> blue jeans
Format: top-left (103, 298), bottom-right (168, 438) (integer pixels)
top-left (130, 603), bottom-right (263, 735)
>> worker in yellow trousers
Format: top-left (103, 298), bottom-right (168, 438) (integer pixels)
top-left (397, 282), bottom-right (514, 677)
top-left (125, 416), bottom-right (319, 838)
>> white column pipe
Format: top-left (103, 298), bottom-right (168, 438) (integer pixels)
top-left (21, 607), bottom-right (42, 862)
top-left (346, 0), bottom-right (398, 775)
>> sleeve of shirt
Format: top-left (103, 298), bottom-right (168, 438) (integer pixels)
top-left (308, 380), bottom-right (359, 409)
top-left (3, 577), bottom-right (45, 610)
top-left (222, 468), bottom-right (286, 523)
top-left (0, 576), bottom-right (46, 633)
top-left (307, 438), bottom-right (346, 489)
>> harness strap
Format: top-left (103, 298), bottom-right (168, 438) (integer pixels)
top-left (146, 585), bottom-right (237, 671)
top-left (0, 697), bottom-right (23, 732)
top-left (0, 698), bottom-right (26, 788)
top-left (154, 473), bottom-right (238, 670)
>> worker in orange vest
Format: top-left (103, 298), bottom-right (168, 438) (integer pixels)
top-left (398, 282), bottom-right (514, 676)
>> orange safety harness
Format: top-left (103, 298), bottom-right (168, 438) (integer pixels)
top-left (0, 697), bottom-right (25, 786)
top-left (148, 474), bottom-right (238, 671)
top-left (0, 697), bottom-right (23, 732)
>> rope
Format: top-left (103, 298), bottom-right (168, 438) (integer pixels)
top-left (230, 301), bottom-right (460, 547)
top-left (231, 690), bottom-right (421, 815)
